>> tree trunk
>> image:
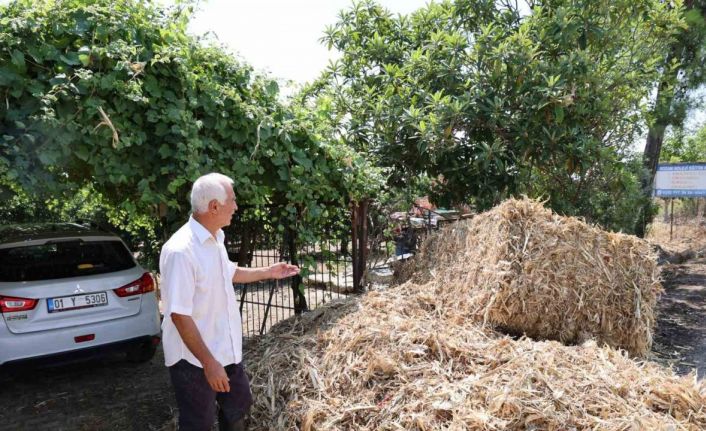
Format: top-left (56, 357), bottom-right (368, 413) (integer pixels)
top-left (643, 124), bottom-right (667, 182)
top-left (635, 122), bottom-right (669, 237)
top-left (634, 70), bottom-right (675, 237)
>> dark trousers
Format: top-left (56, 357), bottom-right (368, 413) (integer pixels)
top-left (169, 360), bottom-right (253, 431)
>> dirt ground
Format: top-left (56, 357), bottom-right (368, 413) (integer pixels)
top-left (1, 220), bottom-right (704, 430)
top-left (648, 218), bottom-right (706, 378)
top-left (0, 349), bottom-right (176, 431)
top-left (652, 257), bottom-right (706, 377)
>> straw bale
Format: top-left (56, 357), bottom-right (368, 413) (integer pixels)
top-left (245, 286), bottom-right (706, 430)
top-left (403, 198), bottom-right (661, 357)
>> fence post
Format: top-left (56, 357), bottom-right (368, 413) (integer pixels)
top-left (286, 226), bottom-right (308, 314)
top-left (237, 228), bottom-right (253, 267)
top-left (351, 200), bottom-right (369, 293)
top-left (360, 200), bottom-right (369, 291)
top-left (351, 202), bottom-right (360, 291)
top-left (670, 198), bottom-right (674, 241)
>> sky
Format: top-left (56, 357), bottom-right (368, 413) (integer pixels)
top-left (1, 0), bottom-right (702, 138)
top-left (182, 0), bottom-right (430, 89)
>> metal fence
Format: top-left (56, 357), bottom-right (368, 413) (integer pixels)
top-left (224, 201), bottom-right (463, 338)
top-left (225, 204), bottom-right (361, 337)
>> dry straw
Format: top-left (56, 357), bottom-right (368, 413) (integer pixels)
top-left (245, 198), bottom-right (705, 430)
top-left (402, 197), bottom-right (662, 357)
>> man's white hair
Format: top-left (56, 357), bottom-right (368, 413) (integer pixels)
top-left (190, 173), bottom-right (234, 214)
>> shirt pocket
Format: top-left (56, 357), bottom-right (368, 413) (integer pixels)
top-left (193, 246), bottom-right (221, 293)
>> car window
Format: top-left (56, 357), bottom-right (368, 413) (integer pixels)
top-left (0, 240), bottom-right (136, 282)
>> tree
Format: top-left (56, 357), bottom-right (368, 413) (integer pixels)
top-left (661, 124), bottom-right (706, 163)
top-left (0, 0), bottom-right (383, 243)
top-left (311, 0), bottom-right (681, 231)
top-left (635, 0), bottom-right (706, 236)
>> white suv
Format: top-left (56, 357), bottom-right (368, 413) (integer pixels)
top-left (0, 223), bottom-right (161, 367)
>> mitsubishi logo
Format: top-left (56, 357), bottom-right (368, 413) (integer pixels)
top-left (74, 284), bottom-right (85, 294)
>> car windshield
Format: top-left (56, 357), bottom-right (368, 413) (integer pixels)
top-left (0, 240), bottom-right (136, 282)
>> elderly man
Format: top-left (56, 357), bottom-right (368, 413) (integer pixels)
top-left (160, 173), bottom-right (299, 431)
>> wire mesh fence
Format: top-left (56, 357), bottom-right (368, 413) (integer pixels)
top-left (225, 205), bottom-right (357, 338)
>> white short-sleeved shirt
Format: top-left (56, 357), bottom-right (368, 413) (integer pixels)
top-left (159, 216), bottom-right (242, 368)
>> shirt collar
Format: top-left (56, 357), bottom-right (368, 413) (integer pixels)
top-left (189, 216), bottom-right (225, 244)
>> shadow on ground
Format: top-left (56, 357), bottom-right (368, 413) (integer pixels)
top-left (0, 349), bottom-right (176, 431)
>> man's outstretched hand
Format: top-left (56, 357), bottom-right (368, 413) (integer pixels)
top-left (268, 262), bottom-right (300, 279)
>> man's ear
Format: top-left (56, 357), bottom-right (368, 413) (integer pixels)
top-left (208, 199), bottom-right (219, 214)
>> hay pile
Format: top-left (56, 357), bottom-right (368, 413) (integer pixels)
top-left (403, 198), bottom-right (661, 357)
top-left (245, 290), bottom-right (706, 430)
top-left (243, 198), bottom-right (704, 430)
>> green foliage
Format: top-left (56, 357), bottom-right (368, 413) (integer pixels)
top-left (0, 0), bottom-right (383, 247)
top-left (0, 179), bottom-right (57, 222)
top-left (312, 0), bottom-right (681, 231)
top-left (645, 0), bottom-right (706, 130)
top-left (0, 179), bottom-right (161, 268)
top-left (661, 125), bottom-right (706, 162)
top-left (634, 1), bottom-right (705, 236)
top-left (536, 153), bottom-right (657, 233)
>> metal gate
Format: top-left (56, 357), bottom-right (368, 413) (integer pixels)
top-left (224, 202), bottom-right (369, 337)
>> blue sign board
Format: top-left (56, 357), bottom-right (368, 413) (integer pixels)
top-left (654, 163), bottom-right (706, 198)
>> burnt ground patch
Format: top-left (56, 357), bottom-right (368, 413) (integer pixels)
top-left (652, 257), bottom-right (706, 378)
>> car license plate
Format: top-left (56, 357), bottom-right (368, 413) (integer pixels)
top-left (47, 292), bottom-right (108, 313)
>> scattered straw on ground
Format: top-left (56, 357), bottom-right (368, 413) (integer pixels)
top-left (243, 198), bottom-right (703, 430)
top-left (246, 289), bottom-right (705, 430)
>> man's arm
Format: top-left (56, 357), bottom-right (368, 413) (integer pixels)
top-left (232, 262), bottom-right (299, 284)
top-left (171, 313), bottom-right (230, 393)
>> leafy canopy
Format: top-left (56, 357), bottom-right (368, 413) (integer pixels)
top-left (662, 125), bottom-right (706, 163)
top-left (312, 0), bottom-right (681, 231)
top-left (0, 0), bottom-right (383, 239)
